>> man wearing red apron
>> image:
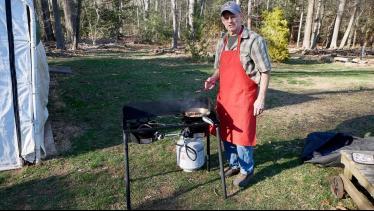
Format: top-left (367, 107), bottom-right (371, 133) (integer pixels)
top-left (205, 1), bottom-right (271, 187)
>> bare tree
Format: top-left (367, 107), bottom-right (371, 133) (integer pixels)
top-left (144, 0), bottom-right (150, 19)
top-left (339, 0), bottom-right (360, 49)
top-left (199, 0), bottom-right (206, 17)
top-left (51, 0), bottom-right (64, 49)
top-left (296, 3), bottom-right (304, 48)
top-left (329, 0), bottom-right (346, 49)
top-left (188, 0), bottom-right (195, 38)
top-left (63, 0), bottom-right (81, 50)
top-left (40, 0), bottom-right (55, 42)
top-left (155, 0), bottom-right (159, 12)
top-left (83, 1), bottom-right (100, 45)
top-left (247, 0), bottom-right (253, 29)
top-left (302, 0), bottom-right (314, 49)
top-left (171, 0), bottom-right (178, 49)
top-left (347, 6), bottom-right (363, 48)
top-left (310, 0), bottom-right (323, 49)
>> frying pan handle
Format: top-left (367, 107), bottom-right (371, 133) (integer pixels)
top-left (202, 116), bottom-right (214, 126)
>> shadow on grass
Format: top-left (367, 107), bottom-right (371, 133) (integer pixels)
top-left (134, 177), bottom-right (220, 210)
top-left (201, 115), bottom-right (374, 198)
top-left (0, 174), bottom-right (77, 209)
top-left (333, 115), bottom-right (374, 138)
top-left (130, 169), bottom-right (182, 182)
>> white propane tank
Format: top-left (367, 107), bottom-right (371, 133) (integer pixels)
top-left (176, 135), bottom-right (205, 172)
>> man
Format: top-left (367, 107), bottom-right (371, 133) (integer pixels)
top-left (204, 1), bottom-right (271, 187)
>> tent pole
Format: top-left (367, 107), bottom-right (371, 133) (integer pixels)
top-left (5, 0), bottom-right (23, 159)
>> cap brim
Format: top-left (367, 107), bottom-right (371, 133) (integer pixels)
top-left (221, 9), bottom-right (240, 16)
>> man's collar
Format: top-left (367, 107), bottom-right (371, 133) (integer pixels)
top-left (241, 27), bottom-right (250, 39)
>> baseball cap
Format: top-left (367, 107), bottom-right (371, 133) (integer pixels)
top-left (220, 1), bottom-right (241, 16)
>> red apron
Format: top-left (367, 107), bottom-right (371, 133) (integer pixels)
top-left (216, 34), bottom-right (258, 146)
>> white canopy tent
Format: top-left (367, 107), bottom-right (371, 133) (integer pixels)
top-left (0, 0), bottom-right (50, 171)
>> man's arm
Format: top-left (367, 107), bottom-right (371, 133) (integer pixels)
top-left (251, 36), bottom-right (271, 116)
top-left (205, 69), bottom-right (219, 90)
top-left (205, 39), bottom-right (223, 90)
top-left (253, 72), bottom-right (270, 116)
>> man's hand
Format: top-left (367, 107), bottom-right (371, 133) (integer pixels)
top-left (204, 77), bottom-right (216, 90)
top-left (253, 98), bottom-right (265, 116)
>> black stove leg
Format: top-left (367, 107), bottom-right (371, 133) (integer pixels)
top-left (206, 131), bottom-right (210, 171)
top-left (123, 131), bottom-right (131, 210)
top-left (215, 126), bottom-right (227, 199)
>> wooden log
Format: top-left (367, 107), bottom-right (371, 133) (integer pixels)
top-left (334, 57), bottom-right (350, 62)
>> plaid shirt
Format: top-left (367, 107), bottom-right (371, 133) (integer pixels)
top-left (214, 26), bottom-right (272, 84)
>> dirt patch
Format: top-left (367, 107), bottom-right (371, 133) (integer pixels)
top-left (262, 89), bottom-right (374, 139)
top-left (48, 75), bottom-right (84, 154)
top-left (51, 120), bottom-right (83, 153)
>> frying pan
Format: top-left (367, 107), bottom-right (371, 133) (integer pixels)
top-left (184, 107), bottom-right (210, 118)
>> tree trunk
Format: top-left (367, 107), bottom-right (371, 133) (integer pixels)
top-left (171, 0), bottom-right (178, 49)
top-left (73, 0), bottom-right (81, 50)
top-left (302, 0), bottom-right (314, 49)
top-left (118, 0), bottom-right (124, 36)
top-left (352, 29), bottom-right (357, 48)
top-left (199, 0), bottom-right (206, 17)
top-left (41, 0), bottom-right (55, 42)
top-left (339, 0), bottom-right (360, 49)
top-left (144, 0), bottom-right (150, 19)
top-left (324, 18), bottom-right (335, 48)
top-left (137, 6), bottom-right (140, 29)
top-left (247, 0), bottom-right (253, 30)
top-left (310, 0), bottom-right (323, 49)
top-left (266, 0), bottom-right (270, 10)
top-left (188, 0), bottom-right (195, 39)
top-left (51, 0), bottom-right (64, 49)
top-left (347, 7), bottom-right (363, 48)
top-left (236, 0), bottom-right (240, 5)
top-left (296, 10), bottom-right (303, 48)
top-left (329, 0), bottom-right (346, 49)
top-left (62, 0), bottom-right (80, 50)
top-left (155, 0), bottom-right (159, 12)
top-left (163, 0), bottom-right (167, 24)
top-left (178, 1), bottom-right (182, 39)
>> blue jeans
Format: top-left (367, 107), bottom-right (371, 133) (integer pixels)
top-left (223, 141), bottom-right (254, 175)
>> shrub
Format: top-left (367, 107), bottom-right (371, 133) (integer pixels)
top-left (260, 7), bottom-right (290, 62)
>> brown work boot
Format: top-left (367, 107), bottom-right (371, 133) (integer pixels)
top-left (233, 172), bottom-right (254, 187)
top-left (219, 167), bottom-right (240, 178)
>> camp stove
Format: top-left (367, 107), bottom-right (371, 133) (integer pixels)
top-left (122, 97), bottom-right (227, 210)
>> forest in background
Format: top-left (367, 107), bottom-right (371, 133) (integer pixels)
top-left (34, 0), bottom-right (374, 60)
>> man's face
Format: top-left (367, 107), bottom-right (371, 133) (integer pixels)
top-left (221, 11), bottom-right (242, 35)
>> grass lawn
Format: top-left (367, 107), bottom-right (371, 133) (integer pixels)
top-left (0, 47), bottom-right (373, 209)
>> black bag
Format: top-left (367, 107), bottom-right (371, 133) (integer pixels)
top-left (301, 132), bottom-right (374, 167)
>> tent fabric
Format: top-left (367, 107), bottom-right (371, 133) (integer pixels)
top-left (0, 0), bottom-right (50, 171)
